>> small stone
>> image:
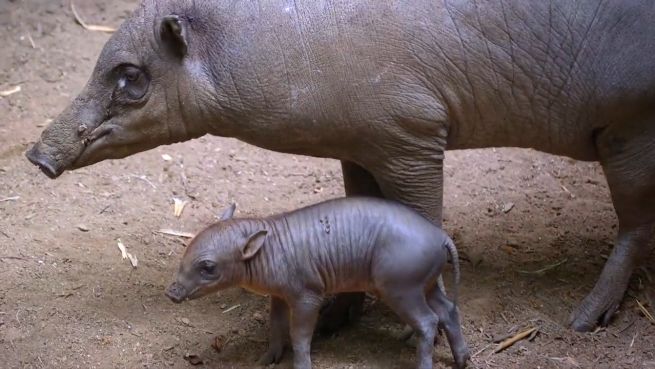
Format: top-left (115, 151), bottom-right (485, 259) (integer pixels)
top-left (211, 335), bottom-right (226, 353)
top-left (501, 202), bottom-right (515, 213)
top-left (183, 354), bottom-right (203, 366)
top-left (253, 312), bottom-right (265, 323)
top-left (76, 224), bottom-right (90, 232)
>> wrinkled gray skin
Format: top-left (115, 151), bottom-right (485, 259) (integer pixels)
top-left (166, 197), bottom-right (469, 369)
top-left (26, 0), bottom-right (655, 332)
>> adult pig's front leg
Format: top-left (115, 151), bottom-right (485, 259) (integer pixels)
top-left (371, 148), bottom-right (446, 226)
top-left (316, 162), bottom-right (384, 335)
top-left (570, 121), bottom-right (655, 331)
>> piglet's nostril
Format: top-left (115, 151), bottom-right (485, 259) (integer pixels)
top-left (165, 283), bottom-right (186, 303)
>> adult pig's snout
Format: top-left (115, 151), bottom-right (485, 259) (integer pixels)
top-left (165, 282), bottom-right (187, 303)
top-left (25, 143), bottom-right (63, 179)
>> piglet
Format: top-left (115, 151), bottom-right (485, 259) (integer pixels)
top-left (166, 197), bottom-right (470, 369)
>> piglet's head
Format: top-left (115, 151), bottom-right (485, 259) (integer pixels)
top-left (165, 204), bottom-right (268, 303)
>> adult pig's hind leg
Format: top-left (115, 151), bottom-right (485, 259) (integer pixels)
top-left (427, 286), bottom-right (470, 369)
top-left (316, 161), bottom-right (383, 336)
top-left (570, 121), bottom-right (655, 331)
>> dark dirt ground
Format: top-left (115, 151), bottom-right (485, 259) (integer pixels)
top-left (1, 1), bottom-right (654, 368)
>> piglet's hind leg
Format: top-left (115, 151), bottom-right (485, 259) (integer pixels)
top-left (381, 288), bottom-right (438, 369)
top-left (427, 286), bottom-right (469, 369)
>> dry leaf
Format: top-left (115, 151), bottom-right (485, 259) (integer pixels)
top-left (116, 239), bottom-right (138, 268)
top-left (77, 224), bottom-right (90, 232)
top-left (70, 2), bottom-right (116, 33)
top-left (0, 85), bottom-right (21, 98)
top-left (173, 198), bottom-right (188, 217)
top-left (161, 154), bottom-right (172, 161)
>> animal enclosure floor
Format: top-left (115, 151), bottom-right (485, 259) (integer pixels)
top-left (1, 1), bottom-right (654, 368)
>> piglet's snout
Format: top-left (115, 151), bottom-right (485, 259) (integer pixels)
top-left (165, 282), bottom-right (187, 303)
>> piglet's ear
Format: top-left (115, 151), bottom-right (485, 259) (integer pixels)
top-left (160, 15), bottom-right (188, 58)
top-left (241, 230), bottom-right (267, 261)
top-left (219, 203), bottom-right (236, 221)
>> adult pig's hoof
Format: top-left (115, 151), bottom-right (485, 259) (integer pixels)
top-left (258, 345), bottom-right (285, 365)
top-left (569, 287), bottom-right (623, 332)
top-left (317, 292), bottom-right (365, 336)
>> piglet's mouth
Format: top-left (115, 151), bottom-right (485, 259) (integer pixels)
top-left (165, 283), bottom-right (200, 303)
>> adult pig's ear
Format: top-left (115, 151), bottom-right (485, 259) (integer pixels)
top-left (241, 230), bottom-right (267, 261)
top-left (160, 15), bottom-right (188, 58)
top-left (219, 203), bottom-right (236, 221)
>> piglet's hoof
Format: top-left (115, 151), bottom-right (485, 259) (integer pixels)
top-left (453, 348), bottom-right (471, 369)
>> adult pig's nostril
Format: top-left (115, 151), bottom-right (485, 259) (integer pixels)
top-left (25, 146), bottom-right (62, 179)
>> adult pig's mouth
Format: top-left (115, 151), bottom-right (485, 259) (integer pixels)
top-left (70, 123), bottom-right (116, 168)
top-left (25, 122), bottom-right (115, 178)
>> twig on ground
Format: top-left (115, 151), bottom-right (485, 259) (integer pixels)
top-left (129, 175), bottom-right (157, 189)
top-left (518, 258), bottom-right (568, 275)
top-left (0, 256), bottom-right (28, 261)
top-left (471, 343), bottom-right (492, 358)
top-left (494, 327), bottom-right (537, 353)
top-left (70, 2), bottom-right (116, 33)
top-left (157, 229), bottom-right (195, 238)
top-left (635, 299), bottom-right (655, 324)
top-left (222, 304), bottom-right (241, 314)
top-left (0, 86), bottom-right (21, 98)
top-left (630, 330), bottom-right (638, 349)
top-left (26, 33), bottom-right (36, 48)
top-left (0, 196), bottom-right (20, 202)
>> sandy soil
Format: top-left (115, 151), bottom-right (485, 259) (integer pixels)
top-left (1, 1), bottom-right (654, 368)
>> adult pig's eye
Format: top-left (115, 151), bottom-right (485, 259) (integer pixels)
top-left (117, 65), bottom-right (149, 101)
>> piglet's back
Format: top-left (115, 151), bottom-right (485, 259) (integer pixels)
top-left (263, 197), bottom-right (439, 291)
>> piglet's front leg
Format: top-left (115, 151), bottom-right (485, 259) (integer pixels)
top-left (259, 297), bottom-right (290, 365)
top-left (289, 294), bottom-right (323, 369)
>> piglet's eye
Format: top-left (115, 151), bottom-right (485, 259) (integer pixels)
top-left (198, 261), bottom-right (217, 277)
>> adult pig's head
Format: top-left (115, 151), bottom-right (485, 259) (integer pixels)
top-left (26, 1), bottom-right (235, 178)
top-left (166, 205), bottom-right (268, 303)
